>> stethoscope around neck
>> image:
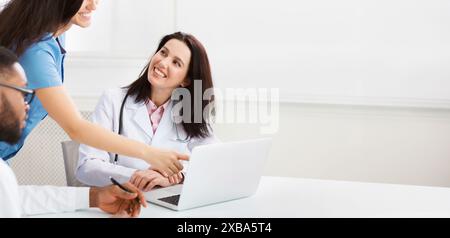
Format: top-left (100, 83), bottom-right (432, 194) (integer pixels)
top-left (114, 93), bottom-right (190, 164)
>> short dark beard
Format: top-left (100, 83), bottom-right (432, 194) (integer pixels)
top-left (0, 93), bottom-right (22, 145)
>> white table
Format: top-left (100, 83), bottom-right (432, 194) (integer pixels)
top-left (28, 176), bottom-right (450, 218)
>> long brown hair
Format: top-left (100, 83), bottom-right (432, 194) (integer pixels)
top-left (0, 0), bottom-right (83, 56)
top-left (126, 32), bottom-right (215, 139)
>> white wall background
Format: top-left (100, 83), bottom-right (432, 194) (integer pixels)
top-left (67, 0), bottom-right (175, 56)
top-left (6, 0), bottom-right (450, 187)
top-left (176, 0), bottom-right (450, 107)
top-left (67, 0), bottom-right (450, 108)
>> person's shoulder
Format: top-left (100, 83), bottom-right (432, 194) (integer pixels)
top-left (20, 34), bottom-right (59, 59)
top-left (0, 160), bottom-right (9, 174)
top-left (0, 160), bottom-right (18, 187)
top-left (102, 88), bottom-right (128, 99)
top-left (20, 42), bottom-right (56, 64)
top-left (0, 160), bottom-right (20, 218)
top-left (93, 88), bottom-right (129, 116)
top-left (97, 88), bottom-right (128, 107)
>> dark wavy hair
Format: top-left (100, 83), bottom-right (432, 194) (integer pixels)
top-left (0, 0), bottom-right (83, 56)
top-left (126, 32), bottom-right (215, 139)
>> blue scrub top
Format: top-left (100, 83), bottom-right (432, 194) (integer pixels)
top-left (0, 33), bottom-right (66, 161)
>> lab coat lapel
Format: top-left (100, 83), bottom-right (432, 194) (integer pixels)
top-left (132, 104), bottom-right (154, 140)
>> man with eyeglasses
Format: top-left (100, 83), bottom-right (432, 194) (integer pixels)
top-left (0, 47), bottom-right (147, 217)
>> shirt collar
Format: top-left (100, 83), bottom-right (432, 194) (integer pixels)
top-left (147, 99), bottom-right (170, 112)
top-left (55, 38), bottom-right (66, 54)
top-left (43, 33), bottom-right (66, 54)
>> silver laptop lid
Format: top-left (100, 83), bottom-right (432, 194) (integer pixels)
top-left (176, 138), bottom-right (272, 210)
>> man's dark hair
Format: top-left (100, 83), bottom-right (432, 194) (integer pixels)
top-left (0, 46), bottom-right (18, 81)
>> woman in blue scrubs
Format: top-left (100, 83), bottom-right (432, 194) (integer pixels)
top-left (0, 0), bottom-right (187, 177)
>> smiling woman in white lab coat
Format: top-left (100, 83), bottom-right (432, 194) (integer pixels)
top-left (76, 32), bottom-right (218, 192)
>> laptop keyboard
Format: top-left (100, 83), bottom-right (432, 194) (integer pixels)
top-left (158, 194), bottom-right (181, 206)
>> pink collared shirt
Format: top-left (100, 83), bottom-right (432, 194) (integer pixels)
top-left (147, 100), bottom-right (170, 134)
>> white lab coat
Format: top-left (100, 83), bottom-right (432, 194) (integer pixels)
top-left (0, 159), bottom-right (89, 218)
top-left (76, 88), bottom-right (218, 187)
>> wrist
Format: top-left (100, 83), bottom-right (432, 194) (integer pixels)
top-left (89, 187), bottom-right (99, 208)
top-left (142, 146), bottom-right (156, 163)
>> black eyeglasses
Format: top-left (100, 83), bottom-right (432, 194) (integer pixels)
top-left (0, 82), bottom-right (35, 105)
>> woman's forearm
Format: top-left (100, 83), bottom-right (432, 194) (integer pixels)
top-left (37, 87), bottom-right (153, 160)
top-left (70, 119), bottom-right (154, 162)
top-left (37, 86), bottom-right (188, 176)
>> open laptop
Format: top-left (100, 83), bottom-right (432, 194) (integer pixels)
top-left (145, 138), bottom-right (272, 211)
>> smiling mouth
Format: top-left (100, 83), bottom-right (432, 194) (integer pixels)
top-left (154, 67), bottom-right (167, 78)
top-left (79, 12), bottom-right (92, 18)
